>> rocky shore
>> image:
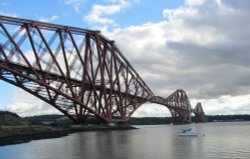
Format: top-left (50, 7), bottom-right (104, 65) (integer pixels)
top-left (0, 124), bottom-right (136, 146)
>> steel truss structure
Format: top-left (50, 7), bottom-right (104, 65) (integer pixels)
top-left (150, 89), bottom-right (206, 124)
top-left (0, 15), bottom-right (206, 124)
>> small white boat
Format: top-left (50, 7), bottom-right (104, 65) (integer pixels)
top-left (178, 128), bottom-right (197, 137)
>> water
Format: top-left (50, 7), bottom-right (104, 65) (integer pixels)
top-left (1, 122), bottom-right (250, 159)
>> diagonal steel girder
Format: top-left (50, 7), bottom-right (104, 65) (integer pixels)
top-left (0, 15), bottom-right (154, 123)
top-left (150, 89), bottom-right (192, 124)
top-left (150, 89), bottom-right (207, 124)
top-left (0, 15), bottom-right (206, 124)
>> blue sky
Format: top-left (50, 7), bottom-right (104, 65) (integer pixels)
top-left (0, 0), bottom-right (185, 116)
top-left (0, 0), bottom-right (184, 28)
top-left (1, 0), bottom-right (250, 117)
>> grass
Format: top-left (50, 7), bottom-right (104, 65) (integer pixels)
top-left (0, 111), bottom-right (31, 126)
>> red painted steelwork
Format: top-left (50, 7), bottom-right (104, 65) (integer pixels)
top-left (0, 15), bottom-right (206, 124)
top-left (193, 102), bottom-right (207, 122)
top-left (150, 89), bottom-right (198, 124)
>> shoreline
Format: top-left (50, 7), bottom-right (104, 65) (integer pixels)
top-left (0, 124), bottom-right (136, 146)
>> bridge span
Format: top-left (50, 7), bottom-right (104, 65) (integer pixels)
top-left (0, 15), bottom-right (206, 124)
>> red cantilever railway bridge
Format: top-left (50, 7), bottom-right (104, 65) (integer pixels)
top-left (0, 15), bottom-right (206, 124)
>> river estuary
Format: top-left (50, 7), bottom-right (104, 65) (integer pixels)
top-left (1, 122), bottom-right (250, 159)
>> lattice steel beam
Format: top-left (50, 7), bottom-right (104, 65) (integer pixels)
top-left (0, 15), bottom-right (206, 124)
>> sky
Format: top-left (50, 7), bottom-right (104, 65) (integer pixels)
top-left (0, 0), bottom-right (250, 117)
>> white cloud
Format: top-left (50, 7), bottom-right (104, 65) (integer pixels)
top-left (191, 94), bottom-right (250, 115)
top-left (102, 0), bottom-right (250, 115)
top-left (2, 0), bottom-right (250, 117)
top-left (1, 89), bottom-right (60, 117)
top-left (51, 15), bottom-right (59, 21)
top-left (64, 0), bottom-right (85, 13)
top-left (132, 103), bottom-right (171, 117)
top-left (84, 0), bottom-right (139, 26)
top-left (134, 94), bottom-right (250, 117)
top-left (186, 0), bottom-right (206, 6)
top-left (0, 12), bottom-right (17, 17)
top-left (38, 15), bottom-right (59, 23)
top-left (84, 4), bottom-right (121, 25)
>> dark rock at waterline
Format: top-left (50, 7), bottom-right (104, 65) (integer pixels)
top-left (0, 124), bottom-right (136, 146)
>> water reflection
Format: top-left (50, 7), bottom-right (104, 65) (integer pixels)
top-left (1, 122), bottom-right (250, 159)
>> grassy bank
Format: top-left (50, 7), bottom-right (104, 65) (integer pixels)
top-left (0, 111), bottom-right (137, 146)
top-left (0, 124), bottom-right (136, 146)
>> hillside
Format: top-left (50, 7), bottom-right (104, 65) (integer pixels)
top-left (0, 111), bottom-right (135, 146)
top-left (2, 111), bottom-right (250, 126)
top-left (0, 111), bottom-right (31, 126)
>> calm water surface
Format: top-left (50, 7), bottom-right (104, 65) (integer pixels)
top-left (1, 122), bottom-right (250, 159)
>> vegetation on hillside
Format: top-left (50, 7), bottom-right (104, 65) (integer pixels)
top-left (0, 111), bottom-right (31, 126)
top-left (2, 111), bottom-right (250, 126)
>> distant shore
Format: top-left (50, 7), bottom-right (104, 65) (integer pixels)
top-left (0, 124), bottom-right (136, 146)
top-left (2, 110), bottom-right (250, 146)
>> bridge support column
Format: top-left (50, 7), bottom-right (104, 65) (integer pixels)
top-left (170, 109), bottom-right (191, 124)
top-left (193, 102), bottom-right (207, 123)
